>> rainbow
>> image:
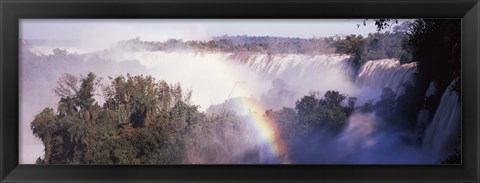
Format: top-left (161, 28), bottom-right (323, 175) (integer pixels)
top-left (240, 98), bottom-right (291, 164)
top-left (212, 53), bottom-right (291, 164)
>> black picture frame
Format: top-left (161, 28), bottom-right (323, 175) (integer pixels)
top-left (1, 0), bottom-right (479, 182)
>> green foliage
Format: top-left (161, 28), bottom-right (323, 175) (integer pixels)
top-left (358, 19), bottom-right (399, 32)
top-left (344, 97), bottom-right (357, 116)
top-left (116, 35), bottom-right (335, 55)
top-left (329, 34), bottom-right (366, 71)
top-left (271, 107), bottom-right (298, 140)
top-left (364, 18), bottom-right (460, 137)
top-left (31, 108), bottom-right (57, 164)
top-left (370, 19), bottom-right (461, 115)
top-left (374, 88), bottom-right (397, 126)
top-left (331, 35), bottom-right (365, 60)
top-left (77, 72), bottom-right (96, 109)
top-left (404, 19), bottom-right (461, 96)
top-left (363, 32), bottom-right (411, 63)
top-left (27, 25), bottom-right (461, 164)
top-left (328, 30), bottom-right (411, 74)
top-left (294, 90), bottom-right (349, 136)
top-left (31, 108), bottom-right (57, 139)
top-left (183, 111), bottom-right (251, 163)
top-left (358, 100), bottom-right (374, 113)
top-left (32, 73), bottom-right (199, 164)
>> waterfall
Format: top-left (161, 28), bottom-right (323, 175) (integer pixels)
top-left (114, 51), bottom-right (356, 112)
top-left (414, 82), bottom-right (437, 143)
top-left (226, 53), bottom-right (354, 110)
top-left (20, 37), bottom-right (462, 164)
top-left (227, 53), bottom-right (351, 80)
top-left (356, 59), bottom-right (417, 96)
top-left (222, 55), bottom-right (421, 110)
top-left (422, 79), bottom-right (460, 162)
top-left (79, 50), bottom-right (420, 112)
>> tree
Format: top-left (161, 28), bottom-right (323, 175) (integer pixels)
top-left (57, 97), bottom-right (78, 117)
top-left (368, 19), bottom-right (461, 132)
top-left (67, 121), bottom-right (89, 146)
top-left (157, 80), bottom-right (172, 110)
top-left (77, 73), bottom-right (96, 108)
top-left (54, 72), bottom-right (101, 121)
top-left (53, 73), bottom-right (79, 98)
top-left (38, 72), bottom-right (203, 164)
top-left (295, 91), bottom-right (320, 118)
top-left (404, 19), bottom-right (461, 96)
top-left (331, 34), bottom-right (366, 72)
top-left (379, 87), bottom-right (396, 106)
top-left (127, 75), bottom-right (158, 127)
top-left (295, 91), bottom-right (320, 136)
top-left (272, 107), bottom-right (298, 141)
top-left (67, 121), bottom-right (90, 163)
top-left (295, 90), bottom-right (349, 136)
top-left (77, 72), bottom-right (99, 121)
top-left (370, 19), bottom-right (460, 96)
top-left (359, 19), bottom-right (399, 32)
top-left (322, 91), bottom-right (346, 106)
top-left (31, 108), bottom-right (57, 164)
top-left (374, 87), bottom-right (397, 125)
top-left (345, 97), bottom-right (357, 116)
top-left (54, 73), bottom-right (80, 117)
top-left (318, 91), bottom-right (348, 131)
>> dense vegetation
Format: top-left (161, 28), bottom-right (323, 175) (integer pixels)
top-left (31, 71), bottom-right (407, 164)
top-left (405, 19), bottom-right (461, 163)
top-left (31, 73), bottom-right (252, 164)
top-left (327, 22), bottom-right (412, 73)
top-left (30, 19), bottom-right (461, 164)
top-left (335, 19), bottom-right (461, 136)
top-left (370, 19), bottom-right (461, 163)
top-left (111, 35), bottom-right (335, 55)
top-left (110, 27), bottom-right (409, 60)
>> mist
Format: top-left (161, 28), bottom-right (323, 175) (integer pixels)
top-left (20, 37), bottom-right (458, 164)
top-left (288, 112), bottom-right (432, 164)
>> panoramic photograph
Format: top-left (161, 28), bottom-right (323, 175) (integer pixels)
top-left (19, 19), bottom-right (461, 164)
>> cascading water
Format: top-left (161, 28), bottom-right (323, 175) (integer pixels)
top-left (226, 53), bottom-right (354, 110)
top-left (21, 40), bottom-right (460, 164)
top-left (356, 59), bottom-right (417, 97)
top-left (118, 51), bottom-right (423, 113)
top-left (105, 50), bottom-right (427, 109)
top-left (228, 53), bottom-right (351, 79)
top-left (414, 82), bottom-right (437, 143)
top-left (422, 79), bottom-right (461, 162)
top-left (113, 51), bottom-right (356, 113)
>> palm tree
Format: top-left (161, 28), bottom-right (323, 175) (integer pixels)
top-left (67, 121), bottom-right (89, 146)
top-left (66, 120), bottom-right (90, 163)
top-left (76, 72), bottom-right (97, 121)
top-left (57, 97), bottom-right (78, 117)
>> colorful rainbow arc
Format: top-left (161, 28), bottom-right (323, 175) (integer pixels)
top-left (241, 99), bottom-right (291, 164)
top-left (214, 54), bottom-right (291, 164)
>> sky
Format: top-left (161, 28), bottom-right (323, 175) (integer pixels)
top-left (21, 19), bottom-right (409, 44)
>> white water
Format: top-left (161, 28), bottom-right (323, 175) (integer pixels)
top-left (422, 80), bottom-right (461, 162)
top-left (414, 82), bottom-right (437, 143)
top-left (23, 42), bottom-right (461, 164)
top-left (356, 59), bottom-right (417, 98)
top-left (114, 51), bottom-right (355, 112)
top-left (228, 53), bottom-right (350, 79)
top-left (221, 55), bottom-right (420, 111)
top-left (227, 53), bottom-right (354, 110)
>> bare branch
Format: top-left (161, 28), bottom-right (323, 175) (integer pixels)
top-left (53, 73), bottom-right (79, 98)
